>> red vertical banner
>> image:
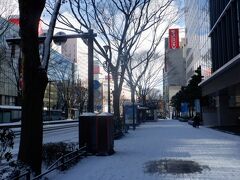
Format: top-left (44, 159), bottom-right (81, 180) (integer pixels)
top-left (38, 21), bottom-right (43, 35)
top-left (94, 66), bottom-right (100, 74)
top-left (9, 17), bottom-right (43, 35)
top-left (169, 29), bottom-right (179, 49)
top-left (9, 18), bottom-right (20, 25)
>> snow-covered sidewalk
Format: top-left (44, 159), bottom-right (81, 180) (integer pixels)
top-left (50, 120), bottom-right (240, 180)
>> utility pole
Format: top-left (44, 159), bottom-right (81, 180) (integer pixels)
top-left (103, 45), bottom-right (111, 113)
top-left (87, 29), bottom-right (94, 112)
top-left (48, 81), bottom-right (51, 120)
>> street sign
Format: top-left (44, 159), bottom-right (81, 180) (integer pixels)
top-left (93, 80), bottom-right (101, 89)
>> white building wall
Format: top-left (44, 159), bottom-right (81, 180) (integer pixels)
top-left (61, 38), bottom-right (88, 83)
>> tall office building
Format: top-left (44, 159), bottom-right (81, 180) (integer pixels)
top-left (61, 38), bottom-right (88, 83)
top-left (163, 34), bottom-right (186, 117)
top-left (185, 0), bottom-right (212, 82)
top-left (200, 0), bottom-right (240, 126)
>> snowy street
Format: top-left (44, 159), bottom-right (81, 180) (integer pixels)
top-left (12, 124), bottom-right (78, 155)
top-left (49, 119), bottom-right (240, 180)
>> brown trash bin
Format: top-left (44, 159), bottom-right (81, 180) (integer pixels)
top-left (79, 113), bottom-right (97, 154)
top-left (96, 112), bottom-right (115, 155)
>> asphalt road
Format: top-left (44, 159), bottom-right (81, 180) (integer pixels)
top-left (12, 123), bottom-right (79, 156)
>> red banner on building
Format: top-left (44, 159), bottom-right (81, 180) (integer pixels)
top-left (169, 28), bottom-right (179, 49)
top-left (9, 17), bottom-right (43, 35)
top-left (94, 66), bottom-right (100, 74)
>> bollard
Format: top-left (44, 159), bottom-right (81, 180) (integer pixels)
top-left (96, 112), bottom-right (115, 155)
top-left (79, 113), bottom-right (97, 154)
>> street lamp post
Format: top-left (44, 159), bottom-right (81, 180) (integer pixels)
top-left (103, 45), bottom-right (111, 113)
top-left (48, 80), bottom-right (55, 120)
top-left (48, 81), bottom-right (51, 120)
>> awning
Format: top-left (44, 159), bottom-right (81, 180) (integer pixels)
top-left (199, 54), bottom-right (240, 96)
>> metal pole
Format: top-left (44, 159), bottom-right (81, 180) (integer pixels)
top-left (48, 81), bottom-right (51, 120)
top-left (133, 99), bottom-right (135, 130)
top-left (87, 29), bottom-right (94, 112)
top-left (107, 61), bottom-right (111, 113)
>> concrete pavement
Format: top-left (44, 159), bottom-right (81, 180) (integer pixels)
top-left (50, 119), bottom-right (240, 180)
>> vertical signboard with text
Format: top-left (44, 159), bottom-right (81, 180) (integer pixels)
top-left (9, 16), bottom-right (43, 35)
top-left (169, 28), bottom-right (180, 49)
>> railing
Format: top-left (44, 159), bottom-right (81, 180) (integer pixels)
top-left (0, 119), bottom-right (78, 129)
top-left (11, 168), bottom-right (31, 180)
top-left (12, 145), bottom-right (87, 180)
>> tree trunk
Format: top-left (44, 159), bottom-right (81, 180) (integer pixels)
top-left (131, 86), bottom-right (136, 130)
top-left (64, 100), bottom-right (69, 119)
top-left (18, 71), bottom-right (47, 175)
top-left (113, 88), bottom-right (120, 120)
top-left (18, 0), bottom-right (47, 175)
top-left (112, 70), bottom-right (122, 133)
top-left (142, 95), bottom-right (146, 121)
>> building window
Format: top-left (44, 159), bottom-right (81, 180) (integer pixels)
top-left (11, 45), bottom-right (15, 58)
top-left (229, 96), bottom-right (240, 107)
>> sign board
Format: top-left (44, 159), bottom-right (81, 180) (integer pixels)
top-left (94, 66), bottom-right (100, 74)
top-left (93, 80), bottom-right (101, 89)
top-left (9, 17), bottom-right (43, 35)
top-left (124, 104), bottom-right (137, 125)
top-left (181, 102), bottom-right (188, 117)
top-left (169, 28), bottom-right (179, 49)
top-left (105, 75), bottom-right (112, 80)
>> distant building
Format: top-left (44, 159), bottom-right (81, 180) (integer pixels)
top-left (61, 38), bottom-right (88, 83)
top-left (0, 18), bottom-right (74, 109)
top-left (93, 60), bottom-right (131, 113)
top-left (0, 17), bottom-right (19, 105)
top-left (163, 36), bottom-right (186, 118)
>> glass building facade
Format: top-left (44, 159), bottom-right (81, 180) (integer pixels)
top-left (209, 0), bottom-right (240, 72)
top-left (0, 16), bottom-right (76, 106)
top-left (0, 19), bottom-right (20, 105)
top-left (185, 0), bottom-right (212, 81)
top-left (44, 49), bottom-right (74, 109)
top-left (199, 0), bottom-right (240, 126)
top-left (48, 49), bottom-right (74, 81)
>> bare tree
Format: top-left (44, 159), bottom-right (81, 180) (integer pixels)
top-left (0, 1), bottom-right (19, 103)
top-left (47, 49), bottom-right (88, 117)
top-left (17, 0), bottom-right (61, 175)
top-left (125, 50), bottom-right (161, 128)
top-left (45, 0), bottom-right (182, 124)
top-left (48, 49), bottom-right (74, 116)
top-left (0, 0), bottom-right (17, 37)
top-left (137, 60), bottom-right (163, 106)
top-left (0, 45), bottom-right (23, 105)
top-left (74, 79), bottom-right (88, 114)
top-left (146, 88), bottom-right (162, 109)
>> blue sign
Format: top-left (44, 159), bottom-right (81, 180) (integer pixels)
top-left (93, 80), bottom-right (101, 89)
top-left (124, 104), bottom-right (137, 125)
top-left (181, 102), bottom-right (189, 117)
top-left (96, 105), bottom-right (102, 111)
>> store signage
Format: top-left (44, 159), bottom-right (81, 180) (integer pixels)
top-left (169, 28), bottom-right (179, 49)
top-left (9, 17), bottom-right (43, 35)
